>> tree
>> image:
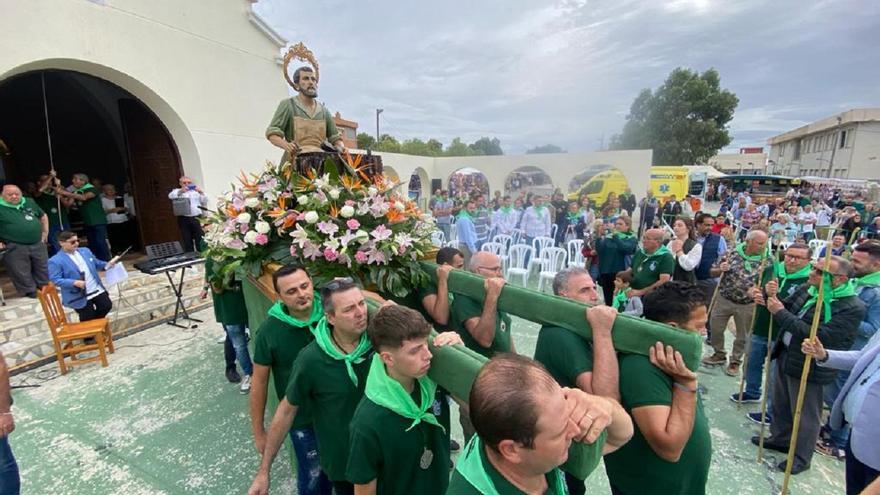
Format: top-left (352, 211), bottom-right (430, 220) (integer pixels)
top-left (444, 137), bottom-right (475, 157)
top-left (469, 137), bottom-right (504, 156)
top-left (356, 132), bottom-right (375, 149)
top-left (374, 134), bottom-right (401, 153)
top-left (401, 138), bottom-right (430, 156)
top-left (426, 139), bottom-right (443, 156)
top-left (526, 144), bottom-right (566, 154)
top-left (611, 67), bottom-right (739, 165)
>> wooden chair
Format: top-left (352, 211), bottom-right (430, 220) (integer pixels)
top-left (37, 283), bottom-right (114, 374)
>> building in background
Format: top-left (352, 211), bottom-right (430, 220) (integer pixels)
top-left (767, 108), bottom-right (880, 179)
top-left (333, 112), bottom-right (358, 149)
top-left (707, 148), bottom-right (768, 175)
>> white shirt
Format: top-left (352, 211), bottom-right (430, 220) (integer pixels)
top-left (520, 206), bottom-right (551, 238)
top-left (101, 196), bottom-right (129, 224)
top-left (68, 250), bottom-right (104, 299)
top-left (675, 241), bottom-right (703, 271)
top-left (492, 208), bottom-right (519, 235)
top-left (168, 188), bottom-right (208, 217)
top-left (798, 211), bottom-right (817, 232)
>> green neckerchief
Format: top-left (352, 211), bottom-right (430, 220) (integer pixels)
top-left (613, 289), bottom-right (630, 312)
top-left (456, 436), bottom-right (568, 495)
top-left (533, 205), bottom-right (546, 215)
top-left (613, 230), bottom-right (635, 239)
top-left (267, 293), bottom-right (322, 330)
top-left (458, 209), bottom-right (473, 221)
top-left (639, 244), bottom-right (671, 259)
top-left (0, 197), bottom-right (23, 210)
top-left (801, 276), bottom-right (858, 324)
top-left (313, 317), bottom-right (372, 386)
top-left (774, 262), bottom-right (811, 286)
top-left (566, 212), bottom-right (580, 222)
top-left (499, 206), bottom-right (513, 214)
top-left (734, 243), bottom-right (766, 272)
top-left (856, 271), bottom-right (880, 288)
top-left (74, 183), bottom-right (96, 194)
top-left (364, 354), bottom-right (444, 433)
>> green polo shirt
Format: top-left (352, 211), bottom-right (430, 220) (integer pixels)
top-left (346, 382), bottom-right (451, 494)
top-left (446, 442), bottom-right (566, 495)
top-left (630, 250), bottom-right (675, 291)
top-left (76, 185), bottom-right (107, 226)
top-left (604, 354), bottom-right (711, 495)
top-left (286, 341), bottom-right (373, 482)
top-left (534, 325), bottom-right (593, 388)
top-left (752, 269), bottom-right (808, 339)
top-left (33, 193), bottom-right (68, 227)
top-left (450, 294), bottom-right (512, 358)
top-left (204, 258), bottom-right (248, 326)
top-left (0, 197), bottom-right (45, 244)
top-left (252, 307), bottom-right (318, 429)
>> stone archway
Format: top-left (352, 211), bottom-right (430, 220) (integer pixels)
top-left (383, 165), bottom-right (400, 183)
top-left (0, 62), bottom-right (197, 248)
top-left (448, 167), bottom-right (489, 200)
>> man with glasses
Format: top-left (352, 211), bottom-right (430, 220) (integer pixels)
top-left (534, 267), bottom-right (620, 495)
top-left (736, 244), bottom-right (811, 418)
top-left (250, 264), bottom-right (331, 495)
top-left (752, 256), bottom-right (865, 474)
top-left (48, 231), bottom-right (117, 322)
top-left (248, 278), bottom-right (377, 495)
top-left (450, 251), bottom-right (513, 443)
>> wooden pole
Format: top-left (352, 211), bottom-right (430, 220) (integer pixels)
top-left (779, 225), bottom-right (838, 494)
top-left (756, 311), bottom-right (775, 463)
top-left (737, 244), bottom-right (774, 409)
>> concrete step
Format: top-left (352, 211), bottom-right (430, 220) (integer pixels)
top-left (0, 275), bottom-right (211, 371)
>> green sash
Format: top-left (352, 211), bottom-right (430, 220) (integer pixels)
top-left (0, 198), bottom-right (23, 210)
top-left (458, 210), bottom-right (473, 221)
top-left (774, 262), bottom-right (811, 286)
top-left (638, 244), bottom-right (671, 259)
top-left (266, 293), bottom-right (322, 330)
top-left (801, 277), bottom-right (857, 323)
top-left (313, 317), bottom-right (372, 386)
top-left (856, 271), bottom-right (880, 288)
top-left (735, 243), bottom-right (766, 272)
top-left (455, 436), bottom-right (568, 495)
top-left (364, 354), bottom-right (444, 432)
top-left (74, 183), bottom-right (96, 194)
top-left (613, 290), bottom-right (629, 313)
top-left (566, 213), bottom-right (580, 223)
top-left (499, 206), bottom-right (514, 214)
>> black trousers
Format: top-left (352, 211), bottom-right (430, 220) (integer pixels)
top-left (599, 273), bottom-right (616, 306)
top-left (331, 481), bottom-right (353, 495)
top-left (75, 292), bottom-right (112, 322)
top-left (177, 216), bottom-right (203, 252)
top-left (846, 438), bottom-right (880, 495)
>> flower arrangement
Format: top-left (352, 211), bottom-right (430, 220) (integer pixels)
top-left (203, 155), bottom-right (435, 297)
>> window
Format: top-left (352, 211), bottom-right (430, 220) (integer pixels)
top-left (793, 140), bottom-right (801, 160)
top-left (839, 130), bottom-right (847, 149)
top-left (584, 180), bottom-right (603, 194)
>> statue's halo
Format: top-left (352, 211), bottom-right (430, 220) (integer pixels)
top-left (282, 42), bottom-right (320, 90)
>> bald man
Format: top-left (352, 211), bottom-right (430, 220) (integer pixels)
top-left (0, 185), bottom-right (49, 297)
top-left (623, 228), bottom-right (675, 299)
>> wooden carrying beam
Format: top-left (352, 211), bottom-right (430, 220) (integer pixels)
top-left (419, 261), bottom-right (704, 371)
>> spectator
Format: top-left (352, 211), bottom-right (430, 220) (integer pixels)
top-left (661, 195), bottom-right (682, 227)
top-left (168, 176), bottom-right (208, 252)
top-left (595, 217), bottom-right (637, 306)
top-left (0, 350), bottom-right (18, 495)
top-left (55, 173), bottom-right (111, 261)
top-left (101, 184), bottom-right (132, 255)
top-left (638, 190), bottom-right (659, 236)
top-left (455, 201), bottom-right (478, 266)
top-left (0, 184), bottom-right (49, 298)
top-left (668, 217), bottom-right (702, 284)
top-left (820, 234), bottom-right (848, 257)
top-left (431, 190), bottom-right (454, 241)
top-left (33, 174), bottom-right (72, 256)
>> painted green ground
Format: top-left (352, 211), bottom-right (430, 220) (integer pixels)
top-left (8, 307), bottom-right (845, 494)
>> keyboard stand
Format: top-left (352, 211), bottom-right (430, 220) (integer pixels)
top-left (166, 265), bottom-right (202, 329)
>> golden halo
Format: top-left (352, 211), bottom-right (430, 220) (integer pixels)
top-left (282, 42), bottom-right (320, 90)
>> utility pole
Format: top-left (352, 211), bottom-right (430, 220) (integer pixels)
top-left (375, 108), bottom-right (384, 144)
top-left (827, 115), bottom-right (842, 178)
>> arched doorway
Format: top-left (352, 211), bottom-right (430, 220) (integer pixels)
top-left (383, 166), bottom-right (400, 184)
top-left (504, 166), bottom-right (554, 197)
top-left (448, 167), bottom-right (489, 201)
top-left (407, 167), bottom-right (430, 209)
top-left (0, 69), bottom-right (185, 249)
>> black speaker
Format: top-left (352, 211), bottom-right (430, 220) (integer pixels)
top-left (431, 178), bottom-right (442, 193)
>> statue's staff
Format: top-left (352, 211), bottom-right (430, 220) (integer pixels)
top-left (736, 241), bottom-right (774, 409)
top-left (779, 223), bottom-right (839, 494)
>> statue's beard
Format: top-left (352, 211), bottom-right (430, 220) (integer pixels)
top-left (299, 87), bottom-right (318, 97)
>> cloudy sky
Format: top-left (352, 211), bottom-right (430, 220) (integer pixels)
top-left (254, 0), bottom-right (880, 155)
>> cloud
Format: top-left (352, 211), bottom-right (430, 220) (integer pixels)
top-left (254, 0), bottom-right (880, 157)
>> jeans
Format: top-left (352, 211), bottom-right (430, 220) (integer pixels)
top-left (824, 371), bottom-right (852, 449)
top-left (47, 222), bottom-right (70, 256)
top-left (85, 224), bottom-right (111, 261)
top-left (290, 427), bottom-right (331, 495)
top-left (223, 324), bottom-right (253, 376)
top-left (437, 222), bottom-right (451, 242)
top-left (0, 437), bottom-right (20, 495)
top-left (745, 334), bottom-right (768, 397)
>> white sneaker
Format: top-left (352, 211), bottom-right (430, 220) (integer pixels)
top-left (240, 374), bottom-right (252, 394)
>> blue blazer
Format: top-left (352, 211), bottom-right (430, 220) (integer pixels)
top-left (48, 247), bottom-right (107, 309)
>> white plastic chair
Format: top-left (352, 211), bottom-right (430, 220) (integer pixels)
top-left (567, 239), bottom-right (585, 268)
top-left (550, 223), bottom-right (559, 241)
top-left (431, 230), bottom-right (446, 247)
top-left (506, 244), bottom-right (533, 286)
top-left (492, 234), bottom-right (513, 255)
top-left (445, 223), bottom-right (459, 248)
top-left (537, 247), bottom-right (568, 293)
top-left (808, 239), bottom-right (827, 260)
top-left (511, 229), bottom-right (525, 245)
top-left (528, 236), bottom-right (556, 273)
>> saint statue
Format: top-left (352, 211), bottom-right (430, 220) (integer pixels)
top-left (266, 43), bottom-right (346, 164)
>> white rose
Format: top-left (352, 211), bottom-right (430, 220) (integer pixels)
top-left (304, 211), bottom-right (320, 224)
top-left (394, 201), bottom-right (405, 211)
top-left (244, 231), bottom-right (258, 244)
top-left (340, 205), bottom-right (355, 218)
top-left (254, 221), bottom-right (271, 234)
top-left (329, 188), bottom-right (341, 200)
top-left (355, 229), bottom-right (369, 238)
top-left (245, 197), bottom-right (260, 208)
top-left (236, 212), bottom-right (251, 224)
top-left (368, 186), bottom-right (378, 196)
top-left (297, 195), bottom-right (309, 205)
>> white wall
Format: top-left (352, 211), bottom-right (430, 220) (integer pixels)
top-left (0, 0), bottom-right (288, 201)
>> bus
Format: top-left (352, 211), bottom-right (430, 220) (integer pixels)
top-left (716, 174), bottom-right (800, 201)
